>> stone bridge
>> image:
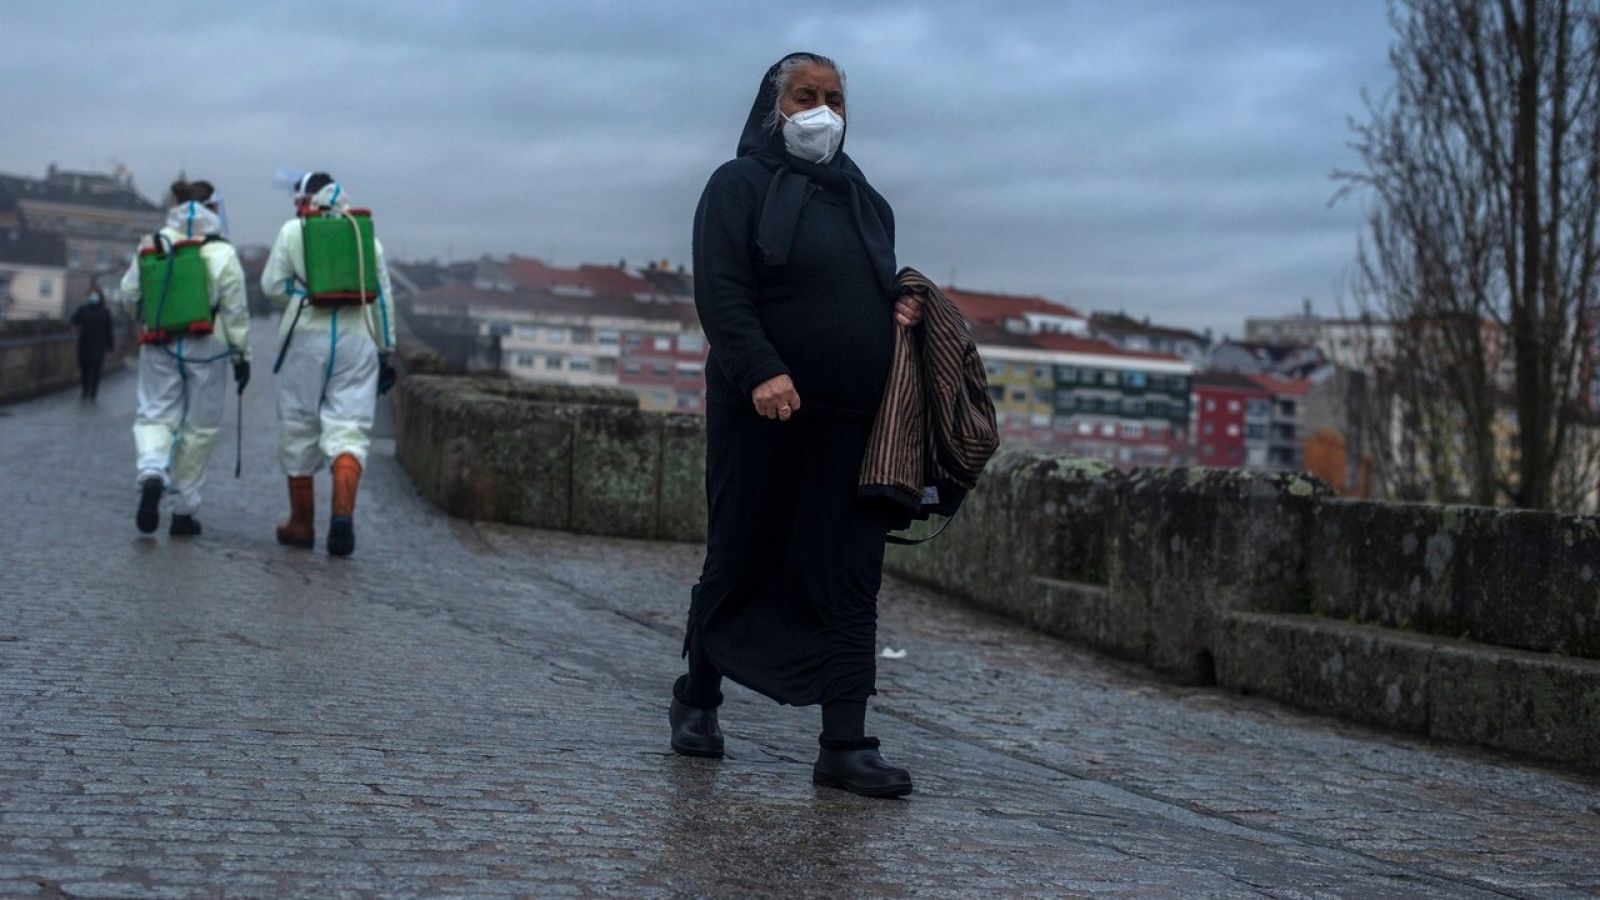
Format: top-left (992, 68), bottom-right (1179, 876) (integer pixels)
top-left (2, 330), bottom-right (1599, 898)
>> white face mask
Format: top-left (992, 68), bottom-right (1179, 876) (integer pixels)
top-left (781, 104), bottom-right (844, 164)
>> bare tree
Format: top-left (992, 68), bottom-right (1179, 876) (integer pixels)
top-left (1340, 0), bottom-right (1600, 510)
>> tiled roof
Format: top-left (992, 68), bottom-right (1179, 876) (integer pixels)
top-left (1089, 311), bottom-right (1207, 344)
top-left (413, 283), bottom-right (699, 326)
top-left (943, 286), bottom-right (1083, 326)
top-left (0, 170), bottom-right (160, 213)
top-left (1248, 374), bottom-right (1313, 397)
top-left (1192, 370), bottom-right (1270, 393)
top-left (0, 229), bottom-right (67, 267)
top-left (971, 324), bottom-right (1185, 364)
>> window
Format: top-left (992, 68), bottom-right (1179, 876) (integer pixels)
top-left (1279, 400), bottom-right (1297, 417)
top-left (1125, 371), bottom-right (1147, 389)
top-left (986, 363), bottom-right (1002, 377)
top-left (1245, 424), bottom-right (1266, 440)
top-left (1078, 422), bottom-right (1094, 435)
top-left (1101, 370), bottom-right (1119, 387)
top-left (1227, 399), bottom-right (1241, 413)
top-left (96, 248), bottom-right (109, 267)
top-left (1121, 422), bottom-right (1143, 439)
top-left (1204, 399), bottom-right (1216, 412)
top-left (624, 362), bottom-right (642, 376)
top-left (653, 390), bottom-right (671, 406)
top-left (515, 353), bottom-right (534, 368)
top-left (1101, 423), bottom-right (1116, 437)
top-left (989, 385), bottom-right (1004, 401)
top-left (39, 277), bottom-right (53, 298)
top-left (652, 363), bottom-right (671, 377)
top-left (1204, 422), bottom-right (1215, 436)
top-left (569, 357), bottom-right (592, 372)
top-left (679, 333), bottom-right (704, 354)
top-left (653, 336), bottom-right (673, 352)
top-left (1247, 400), bottom-right (1269, 418)
top-left (1123, 399), bottom-right (1145, 416)
top-left (1034, 366), bottom-right (1049, 381)
top-left (597, 358), bottom-right (617, 374)
top-left (515, 325), bottom-right (538, 339)
top-left (596, 330), bottom-right (621, 345)
top-left (67, 247), bottom-right (82, 267)
top-left (1010, 390), bottom-right (1028, 403)
top-left (1056, 366), bottom-right (1078, 384)
top-left (1031, 413), bottom-right (1050, 427)
top-left (545, 328), bottom-right (567, 343)
top-left (1226, 424), bottom-right (1241, 437)
top-left (1033, 388), bottom-right (1051, 405)
top-left (676, 362), bottom-right (703, 377)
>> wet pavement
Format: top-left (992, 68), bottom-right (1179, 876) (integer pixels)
top-left (3, 331), bottom-right (1599, 898)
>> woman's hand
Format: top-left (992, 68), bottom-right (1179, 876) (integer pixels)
top-left (752, 374), bottom-right (801, 421)
top-left (894, 289), bottom-right (925, 328)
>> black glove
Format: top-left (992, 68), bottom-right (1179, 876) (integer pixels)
top-left (377, 353), bottom-right (396, 396)
top-left (233, 360), bottom-right (251, 394)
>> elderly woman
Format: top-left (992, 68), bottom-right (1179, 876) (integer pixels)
top-left (670, 52), bottom-right (923, 799)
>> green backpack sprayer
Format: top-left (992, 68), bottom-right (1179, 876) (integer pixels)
top-left (136, 237), bottom-right (214, 344)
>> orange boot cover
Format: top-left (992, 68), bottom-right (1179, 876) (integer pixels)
top-left (331, 454), bottom-right (362, 518)
top-left (276, 476), bottom-right (315, 547)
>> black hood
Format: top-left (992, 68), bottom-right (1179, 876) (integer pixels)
top-left (737, 52), bottom-right (847, 162)
top-left (738, 53), bottom-right (896, 296)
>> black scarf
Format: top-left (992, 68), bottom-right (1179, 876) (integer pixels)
top-left (737, 53), bottom-right (898, 296)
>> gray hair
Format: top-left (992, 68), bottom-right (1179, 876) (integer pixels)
top-left (763, 53), bottom-right (846, 133)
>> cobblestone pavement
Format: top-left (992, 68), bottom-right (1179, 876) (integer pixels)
top-left (3, 337), bottom-right (1599, 898)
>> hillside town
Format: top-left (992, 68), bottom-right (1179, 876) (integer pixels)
top-left (5, 162), bottom-right (1591, 503)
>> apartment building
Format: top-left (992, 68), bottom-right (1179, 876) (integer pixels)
top-left (409, 260), bottom-right (707, 412)
top-left (1088, 311), bottom-right (1210, 366)
top-left (0, 165), bottom-right (162, 306)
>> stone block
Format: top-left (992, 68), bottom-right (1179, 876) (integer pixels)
top-left (1113, 468), bottom-right (1329, 682)
top-left (656, 414), bottom-right (707, 542)
top-left (569, 405), bottom-right (659, 539)
top-left (886, 450), bottom-right (1121, 623)
top-left (1432, 644), bottom-right (1600, 769)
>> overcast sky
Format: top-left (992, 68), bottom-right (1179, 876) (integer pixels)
top-left (1, 1), bottom-right (1394, 336)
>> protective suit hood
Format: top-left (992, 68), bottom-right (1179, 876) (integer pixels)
top-left (306, 182), bottom-right (350, 211)
top-left (164, 202), bottom-right (224, 239)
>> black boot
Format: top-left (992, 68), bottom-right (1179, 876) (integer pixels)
top-left (135, 477), bottom-right (163, 534)
top-left (669, 675), bottom-right (724, 758)
top-left (327, 516), bottom-right (355, 557)
top-left (169, 514), bottom-right (202, 537)
top-left (813, 737), bottom-right (913, 798)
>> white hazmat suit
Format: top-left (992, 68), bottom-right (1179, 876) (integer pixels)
top-left (118, 202), bottom-right (251, 516)
top-left (262, 183), bottom-right (395, 477)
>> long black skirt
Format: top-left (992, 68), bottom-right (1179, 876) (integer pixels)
top-left (685, 400), bottom-right (894, 707)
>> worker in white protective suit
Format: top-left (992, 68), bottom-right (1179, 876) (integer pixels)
top-left (262, 172), bottom-right (396, 557)
top-left (118, 179), bottom-right (252, 537)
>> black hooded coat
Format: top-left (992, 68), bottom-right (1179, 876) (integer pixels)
top-left (683, 54), bottom-right (901, 707)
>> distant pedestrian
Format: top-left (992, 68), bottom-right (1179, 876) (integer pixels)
top-left (118, 179), bottom-right (252, 537)
top-left (70, 287), bottom-right (114, 400)
top-left (670, 52), bottom-right (925, 799)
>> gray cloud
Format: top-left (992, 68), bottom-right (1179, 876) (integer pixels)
top-left (0, 0), bottom-right (1393, 336)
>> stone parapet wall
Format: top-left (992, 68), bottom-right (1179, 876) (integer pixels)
top-left (0, 320), bottom-right (127, 405)
top-left (394, 373), bottom-right (707, 542)
top-left (886, 451), bottom-right (1600, 769)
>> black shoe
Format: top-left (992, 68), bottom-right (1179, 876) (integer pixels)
top-left (169, 514), bottom-right (202, 537)
top-left (813, 738), bottom-right (913, 798)
top-left (327, 515), bottom-right (355, 557)
top-left (136, 478), bottom-right (163, 534)
top-left (669, 676), bottom-right (725, 758)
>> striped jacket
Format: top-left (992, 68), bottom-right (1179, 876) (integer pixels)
top-left (859, 267), bottom-right (999, 522)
